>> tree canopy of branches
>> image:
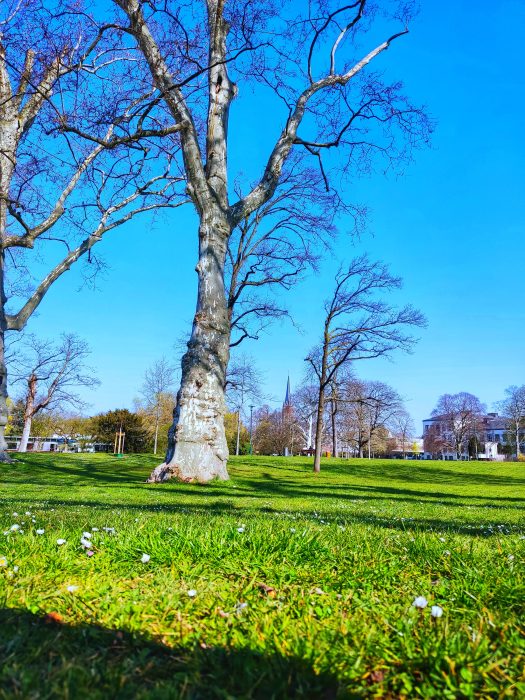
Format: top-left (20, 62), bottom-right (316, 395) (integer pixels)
top-left (0, 0), bottom-right (185, 461)
top-left (430, 392), bottom-right (486, 459)
top-left (8, 333), bottom-right (98, 452)
top-left (101, 0), bottom-right (431, 483)
top-left (306, 256), bottom-right (424, 472)
top-left (337, 377), bottom-right (404, 458)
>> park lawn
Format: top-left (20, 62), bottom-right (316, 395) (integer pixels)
top-left (0, 454), bottom-right (524, 699)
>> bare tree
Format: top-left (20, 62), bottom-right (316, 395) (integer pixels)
top-left (138, 357), bottom-right (177, 455)
top-left (0, 2), bottom-right (184, 461)
top-left (390, 407), bottom-right (415, 458)
top-left (108, 0), bottom-right (431, 482)
top-left (431, 392), bottom-right (486, 459)
top-left (9, 333), bottom-right (98, 452)
top-left (293, 383), bottom-right (320, 452)
top-left (306, 256), bottom-right (424, 472)
top-left (224, 354), bottom-right (263, 456)
top-left (338, 377), bottom-right (403, 458)
top-left (496, 385), bottom-right (525, 459)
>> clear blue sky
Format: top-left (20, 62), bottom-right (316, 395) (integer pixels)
top-left (22, 0), bottom-right (525, 433)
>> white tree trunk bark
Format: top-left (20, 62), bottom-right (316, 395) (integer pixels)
top-left (148, 216), bottom-right (230, 482)
top-left (0, 324), bottom-right (11, 462)
top-left (18, 416), bottom-right (32, 453)
top-left (153, 418), bottom-right (159, 455)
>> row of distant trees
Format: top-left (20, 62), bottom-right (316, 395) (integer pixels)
top-left (248, 377), bottom-right (415, 459)
top-left (424, 389), bottom-right (525, 460)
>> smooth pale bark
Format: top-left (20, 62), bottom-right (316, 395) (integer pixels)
top-left (313, 387), bottom-right (325, 473)
top-left (0, 323), bottom-right (10, 462)
top-left (235, 410), bottom-right (241, 456)
top-left (18, 416), bottom-right (32, 453)
top-left (331, 398), bottom-right (338, 458)
top-left (148, 215), bottom-right (230, 482)
top-left (0, 103), bottom-right (17, 462)
top-left (18, 375), bottom-right (36, 453)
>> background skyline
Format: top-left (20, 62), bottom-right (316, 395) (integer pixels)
top-left (14, 0), bottom-right (525, 433)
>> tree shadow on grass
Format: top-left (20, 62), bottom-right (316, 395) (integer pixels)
top-left (0, 608), bottom-right (346, 700)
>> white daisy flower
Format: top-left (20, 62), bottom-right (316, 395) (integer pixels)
top-left (66, 584), bottom-right (79, 592)
top-left (56, 538), bottom-right (66, 545)
top-left (431, 605), bottom-right (443, 618)
top-left (140, 553), bottom-right (150, 563)
top-left (0, 556), bottom-right (7, 567)
top-left (187, 589), bottom-right (197, 597)
top-left (36, 529), bottom-right (45, 535)
top-left (9, 524), bottom-right (20, 531)
top-left (412, 596), bottom-right (428, 609)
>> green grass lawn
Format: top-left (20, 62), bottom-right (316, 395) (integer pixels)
top-left (0, 454), bottom-right (524, 699)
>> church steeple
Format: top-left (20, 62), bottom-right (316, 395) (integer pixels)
top-left (283, 375), bottom-right (292, 408)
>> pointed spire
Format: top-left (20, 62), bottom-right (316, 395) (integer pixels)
top-left (284, 375), bottom-right (292, 407)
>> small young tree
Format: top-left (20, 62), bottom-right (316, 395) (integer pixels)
top-left (306, 256), bottom-right (425, 472)
top-left (496, 385), bottom-right (525, 459)
top-left (10, 334), bottom-right (98, 452)
top-left (138, 358), bottom-right (177, 455)
top-left (91, 408), bottom-right (149, 454)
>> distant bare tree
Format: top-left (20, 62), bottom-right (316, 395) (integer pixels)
top-left (423, 422), bottom-right (445, 459)
top-left (0, 2), bottom-right (184, 460)
top-left (225, 355), bottom-right (263, 456)
top-left (339, 378), bottom-right (403, 458)
top-left (496, 385), bottom-right (525, 459)
top-left (10, 333), bottom-right (98, 452)
top-left (306, 256), bottom-right (425, 472)
top-left (391, 407), bottom-right (415, 457)
top-left (431, 392), bottom-right (485, 459)
top-left (138, 358), bottom-right (177, 455)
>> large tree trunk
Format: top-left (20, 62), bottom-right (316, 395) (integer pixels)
top-left (18, 416), bottom-right (32, 453)
top-left (0, 116), bottom-right (17, 463)
top-left (148, 216), bottom-right (230, 482)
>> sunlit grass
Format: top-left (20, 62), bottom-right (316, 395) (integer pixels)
top-left (1, 454), bottom-right (524, 698)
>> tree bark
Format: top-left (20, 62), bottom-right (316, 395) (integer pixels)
top-left (153, 418), bottom-right (159, 455)
top-left (331, 398), bottom-right (338, 458)
top-left (18, 375), bottom-right (36, 453)
top-left (235, 410), bottom-right (241, 456)
top-left (0, 322), bottom-right (11, 462)
top-left (148, 215), bottom-right (230, 482)
top-left (18, 416), bottom-right (32, 453)
top-left (313, 387), bottom-right (325, 473)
